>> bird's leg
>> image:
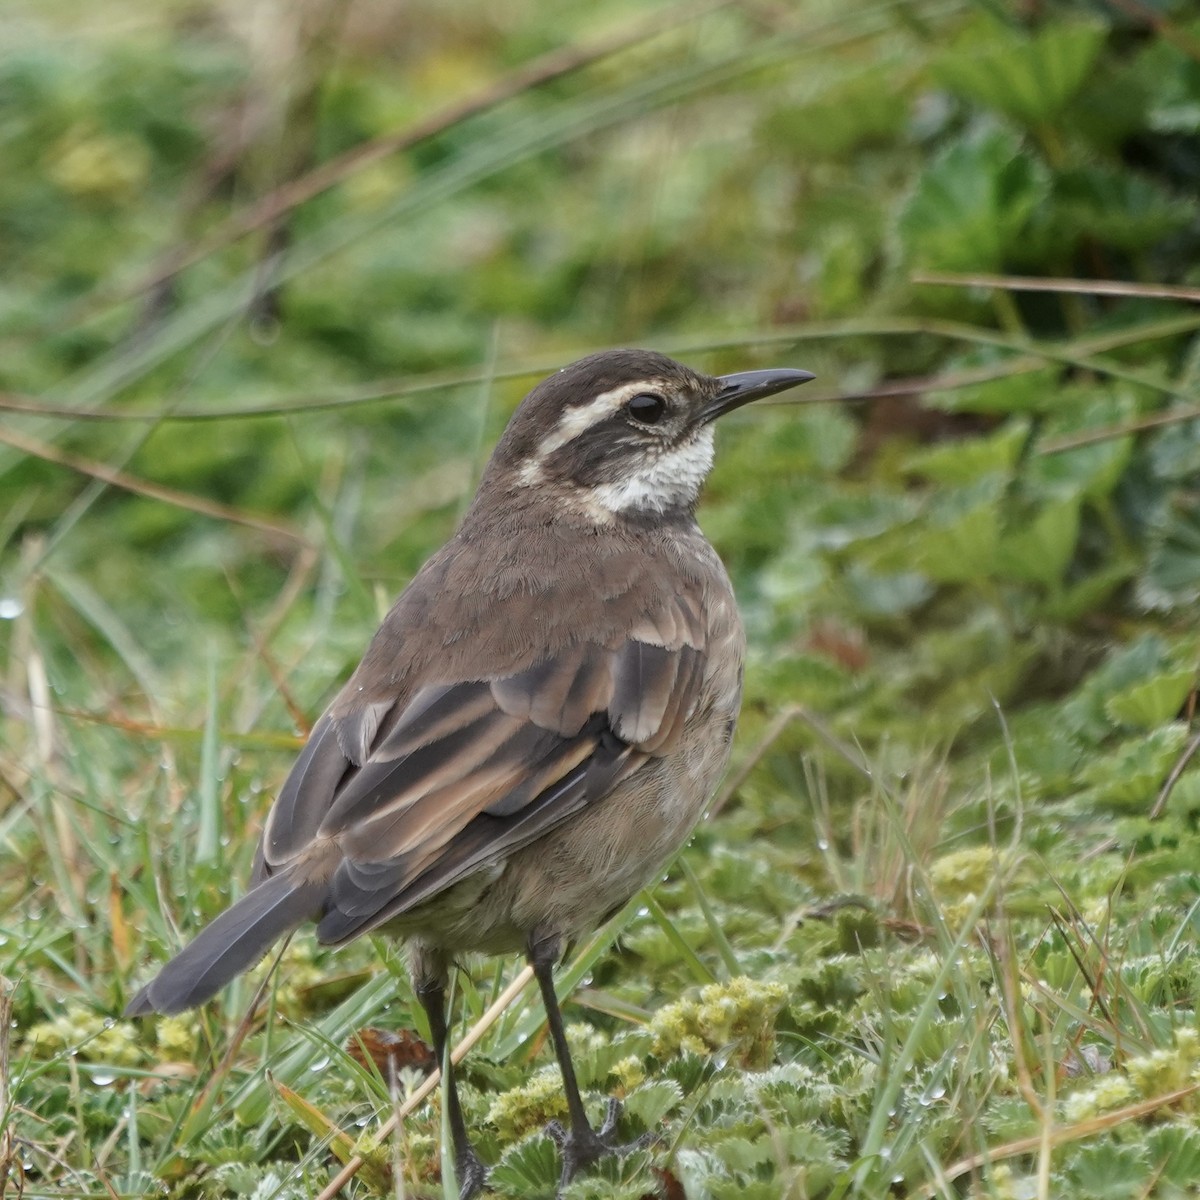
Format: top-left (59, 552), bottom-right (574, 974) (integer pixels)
top-left (414, 976), bottom-right (489, 1200)
top-left (528, 933), bottom-right (651, 1190)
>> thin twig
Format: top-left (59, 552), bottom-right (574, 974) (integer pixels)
top-left (7, 313), bottom-right (1200, 425)
top-left (0, 425), bottom-right (310, 547)
top-left (918, 1084), bottom-right (1200, 1196)
top-left (1150, 728), bottom-right (1200, 820)
top-left (1039, 405), bottom-right (1200, 454)
top-left (0, 977), bottom-right (16, 1200)
top-left (790, 703), bottom-right (874, 780)
top-left (707, 705), bottom-right (803, 820)
top-left (913, 271), bottom-right (1200, 305)
top-left (184, 939), bottom-right (297, 1124)
top-left (312, 965), bottom-right (535, 1200)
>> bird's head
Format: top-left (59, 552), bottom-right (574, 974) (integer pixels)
top-left (480, 349), bottom-right (814, 523)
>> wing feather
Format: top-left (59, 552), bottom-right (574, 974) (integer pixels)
top-left (258, 715), bottom-right (350, 874)
top-left (611, 641), bottom-right (678, 744)
top-left (335, 699), bottom-right (393, 765)
top-left (255, 588), bottom-right (710, 940)
top-left (492, 644), bottom-right (613, 735)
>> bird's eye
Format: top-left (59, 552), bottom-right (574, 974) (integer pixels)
top-left (626, 393), bottom-right (666, 425)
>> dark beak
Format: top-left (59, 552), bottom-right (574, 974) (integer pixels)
top-left (703, 367), bottom-right (816, 422)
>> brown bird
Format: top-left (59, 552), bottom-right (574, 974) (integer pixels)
top-left (127, 348), bottom-right (813, 1194)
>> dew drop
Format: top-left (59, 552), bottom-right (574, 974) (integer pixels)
top-left (0, 598), bottom-right (23, 619)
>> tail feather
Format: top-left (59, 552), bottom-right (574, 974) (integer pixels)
top-left (125, 872), bottom-right (325, 1016)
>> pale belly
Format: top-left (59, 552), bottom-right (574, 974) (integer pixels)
top-left (388, 692), bottom-right (739, 968)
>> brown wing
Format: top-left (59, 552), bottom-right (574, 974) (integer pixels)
top-left (253, 593), bottom-right (707, 945)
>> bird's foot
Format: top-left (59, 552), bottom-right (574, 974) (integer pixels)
top-left (545, 1098), bottom-right (658, 1191)
top-left (454, 1145), bottom-right (490, 1200)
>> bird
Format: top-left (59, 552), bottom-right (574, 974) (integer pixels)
top-left (126, 348), bottom-right (813, 1195)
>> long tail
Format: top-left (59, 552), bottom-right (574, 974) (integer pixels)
top-left (124, 871), bottom-right (325, 1016)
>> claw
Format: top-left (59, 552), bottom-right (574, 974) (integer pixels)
top-left (596, 1097), bottom-right (622, 1138)
top-left (546, 1097), bottom-right (657, 1196)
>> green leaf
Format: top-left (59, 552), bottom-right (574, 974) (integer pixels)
top-left (1040, 561), bottom-right (1134, 622)
top-left (913, 501), bottom-right (1001, 583)
top-left (1139, 497), bottom-right (1200, 611)
top-left (714, 1133), bottom-right (771, 1172)
top-left (1030, 387), bottom-right (1138, 501)
top-left (903, 421), bottom-right (1028, 485)
top-left (1054, 165), bottom-right (1198, 252)
top-left (1147, 1126), bottom-right (1200, 1191)
top-left (1105, 669), bottom-right (1196, 729)
top-left (622, 1080), bottom-right (683, 1130)
top-left (841, 564), bottom-right (933, 617)
top-left (933, 19), bottom-right (1107, 125)
top-left (1062, 635), bottom-right (1177, 743)
top-left (1061, 1140), bottom-right (1150, 1200)
top-left (899, 127), bottom-right (1049, 271)
top-left (761, 66), bottom-right (909, 159)
top-left (995, 497), bottom-right (1080, 587)
top-left (924, 360), bottom-right (1058, 414)
top-left (233, 973), bottom-right (397, 1125)
top-left (1138, 36), bottom-right (1200, 135)
top-left (1078, 727), bottom-right (1191, 809)
top-left (489, 1136), bottom-right (560, 1199)
top-left (271, 1078), bottom-right (391, 1192)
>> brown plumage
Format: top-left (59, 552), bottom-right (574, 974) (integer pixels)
top-left (126, 348), bottom-right (812, 1196)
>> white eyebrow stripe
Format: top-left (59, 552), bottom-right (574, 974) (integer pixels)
top-left (533, 379), bottom-right (666, 459)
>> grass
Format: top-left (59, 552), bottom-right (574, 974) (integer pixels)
top-left (4, 0), bottom-right (1200, 1196)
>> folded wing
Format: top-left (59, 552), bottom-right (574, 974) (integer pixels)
top-left (254, 595), bottom-right (707, 944)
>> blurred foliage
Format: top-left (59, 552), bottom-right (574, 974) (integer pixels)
top-left (3, 0), bottom-right (1200, 1196)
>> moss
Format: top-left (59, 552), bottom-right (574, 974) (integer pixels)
top-left (650, 977), bottom-right (788, 1069)
top-left (1063, 1027), bottom-right (1200, 1124)
top-left (486, 1067), bottom-right (571, 1141)
top-left (1126, 1026), bottom-right (1200, 1100)
top-left (45, 125), bottom-right (150, 200)
top-left (155, 1015), bottom-right (199, 1058)
top-left (1063, 1073), bottom-right (1136, 1123)
top-left (609, 1055), bottom-right (647, 1093)
top-left (929, 846), bottom-right (1013, 899)
top-left (22, 1006), bottom-right (143, 1066)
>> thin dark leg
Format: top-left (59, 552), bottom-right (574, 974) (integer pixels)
top-left (528, 934), bottom-right (641, 1192)
top-left (529, 934), bottom-right (593, 1137)
top-left (415, 978), bottom-right (489, 1200)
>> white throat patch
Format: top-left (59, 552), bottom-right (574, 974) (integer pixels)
top-left (590, 426), bottom-right (715, 516)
